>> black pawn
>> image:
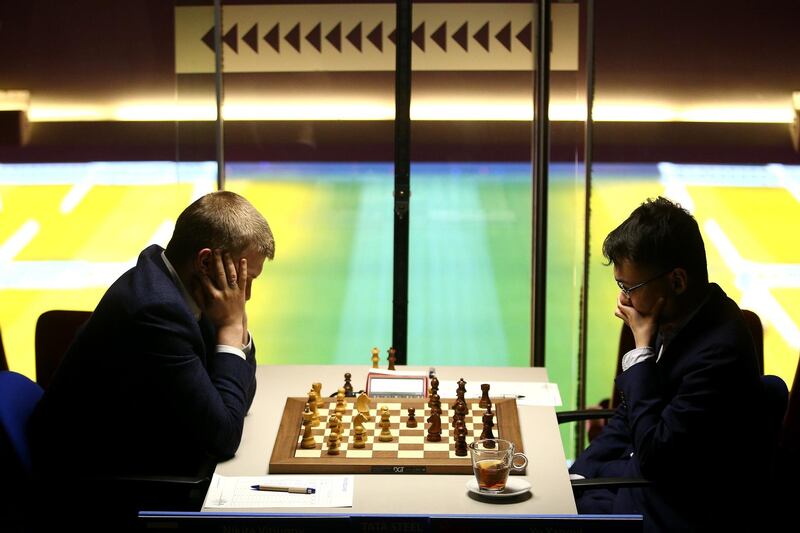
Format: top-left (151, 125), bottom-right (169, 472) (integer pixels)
top-left (456, 377), bottom-right (467, 400)
top-left (453, 397), bottom-right (468, 428)
top-left (406, 407), bottom-right (417, 428)
top-left (454, 419), bottom-right (468, 457)
top-left (387, 347), bottom-right (397, 370)
top-left (343, 372), bottom-right (354, 397)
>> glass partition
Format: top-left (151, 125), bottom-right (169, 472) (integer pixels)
top-left (0, 2), bottom-right (205, 378)
top-left (585, 163), bottom-right (800, 408)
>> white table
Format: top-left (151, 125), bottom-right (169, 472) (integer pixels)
top-left (202, 364), bottom-right (577, 516)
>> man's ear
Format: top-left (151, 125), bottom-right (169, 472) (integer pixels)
top-left (194, 248), bottom-right (213, 275)
top-left (671, 268), bottom-right (688, 295)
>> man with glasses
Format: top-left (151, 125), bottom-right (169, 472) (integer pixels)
top-left (570, 197), bottom-right (768, 531)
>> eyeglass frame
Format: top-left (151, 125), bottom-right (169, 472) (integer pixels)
top-left (616, 269), bottom-right (673, 298)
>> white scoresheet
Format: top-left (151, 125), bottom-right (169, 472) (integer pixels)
top-left (204, 474), bottom-right (355, 509)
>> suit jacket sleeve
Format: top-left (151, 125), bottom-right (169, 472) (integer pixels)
top-left (614, 338), bottom-right (753, 481)
top-left (133, 303), bottom-right (257, 460)
top-left (569, 402), bottom-right (633, 478)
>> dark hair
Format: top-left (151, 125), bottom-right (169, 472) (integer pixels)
top-left (166, 191), bottom-right (275, 263)
top-left (602, 197), bottom-right (708, 284)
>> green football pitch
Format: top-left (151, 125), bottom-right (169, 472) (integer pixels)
top-left (1, 161), bottom-right (798, 458)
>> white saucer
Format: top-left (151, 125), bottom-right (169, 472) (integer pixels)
top-left (466, 477), bottom-right (532, 498)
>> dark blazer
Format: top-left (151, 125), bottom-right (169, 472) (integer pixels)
top-left (571, 284), bottom-right (768, 531)
top-left (29, 245), bottom-right (257, 479)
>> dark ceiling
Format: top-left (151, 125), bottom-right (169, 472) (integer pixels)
top-left (1, 0), bottom-right (799, 163)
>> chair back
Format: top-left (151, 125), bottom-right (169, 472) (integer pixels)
top-left (762, 374), bottom-right (789, 445)
top-left (35, 310), bottom-right (91, 389)
top-left (780, 355), bottom-right (800, 477)
top-left (611, 324), bottom-right (636, 408)
top-left (0, 326), bottom-right (7, 371)
top-left (0, 371), bottom-right (44, 478)
top-left (741, 309), bottom-right (764, 374)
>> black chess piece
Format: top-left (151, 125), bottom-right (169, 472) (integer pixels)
top-left (454, 419), bottom-right (468, 457)
top-left (426, 411), bottom-right (442, 442)
top-left (343, 372), bottom-right (354, 397)
top-left (479, 383), bottom-right (491, 409)
top-left (387, 347), bottom-right (397, 370)
top-left (428, 376), bottom-right (440, 409)
top-left (456, 377), bottom-right (467, 400)
top-left (453, 397), bottom-right (468, 426)
top-left (480, 405), bottom-right (496, 441)
top-left (406, 407), bottom-right (417, 428)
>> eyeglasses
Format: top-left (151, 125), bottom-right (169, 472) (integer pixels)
top-left (616, 270), bottom-right (672, 298)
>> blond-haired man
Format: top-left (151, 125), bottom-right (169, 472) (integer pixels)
top-left (30, 191), bottom-right (274, 518)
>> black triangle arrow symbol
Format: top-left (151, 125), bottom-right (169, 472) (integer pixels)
top-left (326, 22), bottom-right (342, 51)
top-left (346, 22), bottom-right (362, 51)
top-left (431, 22), bottom-right (447, 51)
top-left (285, 22), bottom-right (301, 52)
top-left (223, 24), bottom-right (239, 53)
top-left (495, 22), bottom-right (511, 52)
top-left (243, 23), bottom-right (258, 53)
top-left (388, 28), bottom-right (397, 46)
top-left (411, 22), bottom-right (425, 51)
top-left (201, 27), bottom-right (215, 52)
top-left (452, 22), bottom-right (468, 52)
top-left (473, 22), bottom-right (489, 52)
top-left (516, 21), bottom-right (532, 51)
top-left (306, 22), bottom-right (322, 52)
top-left (264, 23), bottom-right (280, 52)
top-left (367, 22), bottom-right (383, 51)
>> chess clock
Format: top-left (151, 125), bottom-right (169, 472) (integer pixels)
top-left (366, 369), bottom-right (429, 398)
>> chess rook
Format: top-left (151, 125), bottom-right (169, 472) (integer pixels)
top-left (479, 383), bottom-right (491, 409)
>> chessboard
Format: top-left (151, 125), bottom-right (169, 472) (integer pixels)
top-left (269, 397), bottom-right (524, 474)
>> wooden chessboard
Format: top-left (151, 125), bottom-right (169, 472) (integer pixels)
top-left (269, 397), bottom-right (524, 474)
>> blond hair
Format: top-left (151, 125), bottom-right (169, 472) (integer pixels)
top-left (166, 191), bottom-right (275, 262)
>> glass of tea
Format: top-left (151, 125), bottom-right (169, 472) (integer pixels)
top-left (468, 438), bottom-right (528, 493)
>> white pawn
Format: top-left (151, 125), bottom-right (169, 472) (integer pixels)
top-left (335, 387), bottom-right (346, 416)
top-left (307, 389), bottom-right (320, 427)
top-left (378, 405), bottom-right (393, 442)
top-left (327, 431), bottom-right (341, 455)
top-left (353, 424), bottom-right (366, 449)
top-left (327, 413), bottom-right (340, 429)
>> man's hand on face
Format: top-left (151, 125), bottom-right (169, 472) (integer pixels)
top-left (198, 249), bottom-right (247, 347)
top-left (615, 293), bottom-right (665, 349)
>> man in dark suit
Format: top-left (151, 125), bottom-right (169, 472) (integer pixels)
top-left (570, 197), bottom-right (767, 531)
top-left (29, 191), bottom-right (274, 519)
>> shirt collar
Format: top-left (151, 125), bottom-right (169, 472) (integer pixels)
top-left (161, 250), bottom-right (201, 320)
